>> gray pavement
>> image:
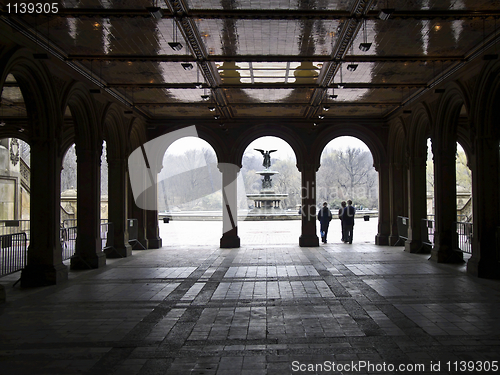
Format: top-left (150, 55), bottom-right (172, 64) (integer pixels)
top-left (160, 217), bottom-right (378, 246)
top-left (1, 220), bottom-right (500, 374)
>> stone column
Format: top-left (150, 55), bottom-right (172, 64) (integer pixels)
top-left (21, 138), bottom-right (68, 287)
top-left (298, 163), bottom-right (319, 247)
top-left (375, 162), bottom-right (390, 245)
top-left (431, 143), bottom-right (463, 263)
top-left (389, 162), bottom-right (406, 245)
top-left (405, 156), bottom-right (428, 253)
top-left (128, 183), bottom-right (148, 249)
top-left (145, 179), bottom-right (162, 249)
top-left (467, 137), bottom-right (500, 278)
top-left (219, 163), bottom-right (240, 248)
top-left (70, 148), bottom-right (106, 269)
top-left (106, 157), bottom-right (132, 258)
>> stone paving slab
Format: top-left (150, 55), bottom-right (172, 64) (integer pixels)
top-left (1, 222), bottom-right (500, 374)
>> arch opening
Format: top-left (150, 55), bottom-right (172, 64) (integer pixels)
top-left (317, 136), bottom-right (379, 244)
top-left (101, 140), bottom-right (108, 220)
top-left (426, 138), bottom-right (435, 219)
top-left (0, 74), bottom-right (30, 223)
top-left (157, 136), bottom-right (225, 246)
top-left (239, 136), bottom-right (300, 245)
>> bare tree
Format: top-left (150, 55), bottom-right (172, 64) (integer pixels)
top-left (159, 148), bottom-right (221, 211)
top-left (456, 149), bottom-right (471, 192)
top-left (61, 144), bottom-right (77, 192)
top-left (317, 147), bottom-right (378, 208)
top-left (273, 159), bottom-right (300, 208)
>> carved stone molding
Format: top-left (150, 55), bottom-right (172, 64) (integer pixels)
top-left (10, 138), bottom-right (19, 166)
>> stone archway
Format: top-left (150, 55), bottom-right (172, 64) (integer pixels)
top-left (466, 60), bottom-right (500, 278)
top-left (0, 47), bottom-right (68, 286)
top-left (62, 82), bottom-right (106, 269)
top-left (431, 81), bottom-right (471, 263)
top-left (313, 124), bottom-right (388, 244)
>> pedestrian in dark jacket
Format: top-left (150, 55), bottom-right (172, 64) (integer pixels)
top-left (341, 199), bottom-right (355, 244)
top-left (338, 201), bottom-right (346, 242)
top-left (317, 202), bottom-right (332, 243)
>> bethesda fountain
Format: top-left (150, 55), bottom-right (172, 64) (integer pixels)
top-left (246, 149), bottom-right (288, 214)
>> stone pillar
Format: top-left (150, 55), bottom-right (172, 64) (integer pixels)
top-left (106, 157), bottom-right (132, 258)
top-left (375, 162), bottom-right (390, 245)
top-left (405, 156), bottom-right (428, 253)
top-left (70, 148), bottom-right (106, 269)
top-left (145, 179), bottom-right (162, 249)
top-left (298, 164), bottom-right (319, 247)
top-left (467, 137), bottom-right (500, 278)
top-left (21, 138), bottom-right (68, 287)
top-left (219, 163), bottom-right (240, 248)
top-left (128, 184), bottom-right (148, 249)
top-left (389, 162), bottom-right (406, 245)
top-left (431, 143), bottom-right (463, 263)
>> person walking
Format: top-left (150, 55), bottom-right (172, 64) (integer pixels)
top-left (342, 200), bottom-right (355, 244)
top-left (338, 201), bottom-right (346, 242)
top-left (317, 202), bottom-right (332, 244)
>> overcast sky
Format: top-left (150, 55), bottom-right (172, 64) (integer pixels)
top-left (166, 135), bottom-right (370, 160)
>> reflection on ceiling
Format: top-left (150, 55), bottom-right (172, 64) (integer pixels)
top-left (1, 0), bottom-right (499, 121)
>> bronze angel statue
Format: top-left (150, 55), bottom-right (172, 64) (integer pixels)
top-left (254, 149), bottom-right (277, 169)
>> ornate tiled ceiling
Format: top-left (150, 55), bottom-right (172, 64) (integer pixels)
top-left (1, 0), bottom-right (500, 122)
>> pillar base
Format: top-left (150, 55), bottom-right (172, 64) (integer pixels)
top-left (404, 239), bottom-right (431, 254)
top-left (129, 238), bottom-right (148, 250)
top-left (0, 284), bottom-right (5, 303)
top-left (299, 234), bottom-right (319, 247)
top-left (105, 244), bottom-right (132, 259)
top-left (147, 237), bottom-right (162, 249)
top-left (430, 247), bottom-right (464, 263)
top-left (20, 263), bottom-right (68, 287)
top-left (70, 252), bottom-right (106, 270)
top-left (389, 235), bottom-right (399, 246)
top-left (467, 257), bottom-right (500, 279)
top-left (220, 233), bottom-right (240, 248)
top-left (375, 234), bottom-right (389, 246)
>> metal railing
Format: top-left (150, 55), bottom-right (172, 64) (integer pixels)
top-left (61, 226), bottom-right (77, 261)
top-left (421, 218), bottom-right (435, 247)
top-left (60, 221), bottom-right (114, 260)
top-left (454, 221), bottom-right (473, 254)
top-left (100, 221), bottom-right (114, 250)
top-left (0, 232), bottom-right (28, 276)
top-left (394, 216), bottom-right (409, 246)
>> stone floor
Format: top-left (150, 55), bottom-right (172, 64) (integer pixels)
top-left (1, 221), bottom-right (500, 374)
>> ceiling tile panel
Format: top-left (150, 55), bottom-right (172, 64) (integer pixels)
top-left (378, 0), bottom-right (498, 11)
top-left (142, 105), bottom-right (213, 117)
top-left (324, 105), bottom-right (389, 117)
top-left (114, 88), bottom-right (205, 103)
top-left (232, 105), bottom-right (306, 117)
top-left (82, 61), bottom-right (198, 85)
top-left (340, 61), bottom-right (455, 85)
top-left (332, 88), bottom-right (419, 103)
top-left (371, 18), bottom-right (496, 57)
top-left (224, 88), bottom-right (313, 103)
top-left (62, 0), bottom-right (154, 8)
top-left (187, 0), bottom-right (354, 10)
top-left (22, 16), bottom-right (191, 56)
top-left (197, 19), bottom-right (339, 56)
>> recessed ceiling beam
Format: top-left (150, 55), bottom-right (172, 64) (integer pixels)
top-left (43, 8), bottom-right (500, 20)
top-left (106, 82), bottom-right (427, 89)
top-left (135, 102), bottom-right (400, 107)
top-left (65, 54), bottom-right (465, 63)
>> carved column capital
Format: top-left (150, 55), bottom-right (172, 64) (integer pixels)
top-left (296, 162), bottom-right (320, 173)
